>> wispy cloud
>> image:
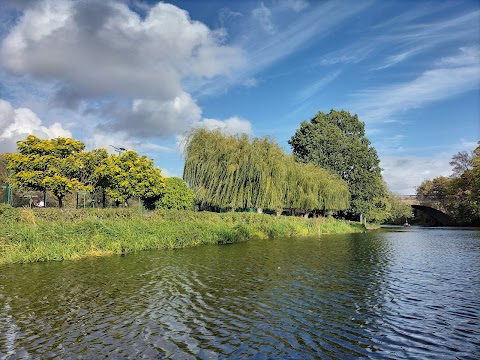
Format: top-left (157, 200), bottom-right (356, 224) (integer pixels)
top-left (190, 1), bottom-right (371, 97)
top-left (350, 46), bottom-right (480, 123)
top-left (373, 9), bottom-right (479, 70)
top-left (372, 47), bottom-right (426, 70)
top-left (277, 0), bottom-right (309, 13)
top-left (252, 3), bottom-right (276, 35)
top-left (317, 5), bottom-right (480, 71)
top-left (245, 1), bottom-right (371, 71)
top-left (295, 70), bottom-right (341, 104)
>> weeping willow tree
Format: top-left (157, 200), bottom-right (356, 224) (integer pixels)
top-left (183, 129), bottom-right (285, 210)
top-left (284, 159), bottom-right (349, 216)
top-left (183, 128), bottom-right (349, 214)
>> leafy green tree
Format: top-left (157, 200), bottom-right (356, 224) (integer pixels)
top-left (73, 149), bottom-right (110, 207)
top-left (284, 160), bottom-right (349, 217)
top-left (183, 128), bottom-right (349, 214)
top-left (416, 144), bottom-right (480, 225)
top-left (6, 136), bottom-right (91, 208)
top-left (416, 176), bottom-right (451, 210)
top-left (184, 129), bottom-right (286, 211)
top-left (155, 177), bottom-right (195, 210)
top-left (289, 109), bottom-right (384, 220)
top-left (449, 150), bottom-right (473, 178)
top-left (387, 193), bottom-right (414, 222)
top-left (97, 150), bottom-right (165, 206)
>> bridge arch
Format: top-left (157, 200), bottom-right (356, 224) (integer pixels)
top-left (399, 195), bottom-right (456, 226)
top-left (411, 205), bottom-right (456, 226)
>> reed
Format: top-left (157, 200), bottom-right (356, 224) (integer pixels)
top-left (0, 206), bottom-right (365, 265)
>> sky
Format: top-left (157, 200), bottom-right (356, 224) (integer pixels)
top-left (0, 0), bottom-right (479, 194)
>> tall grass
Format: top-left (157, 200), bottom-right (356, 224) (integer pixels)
top-left (0, 206), bottom-right (365, 265)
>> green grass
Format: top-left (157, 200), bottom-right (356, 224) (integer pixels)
top-left (0, 206), bottom-right (365, 265)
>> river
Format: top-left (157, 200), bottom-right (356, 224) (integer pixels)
top-left (0, 227), bottom-right (479, 359)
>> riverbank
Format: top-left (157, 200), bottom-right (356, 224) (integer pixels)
top-left (0, 206), bottom-right (365, 265)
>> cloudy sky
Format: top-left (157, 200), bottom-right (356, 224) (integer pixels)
top-left (0, 0), bottom-right (479, 194)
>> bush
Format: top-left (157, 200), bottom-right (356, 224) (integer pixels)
top-left (155, 177), bottom-right (195, 210)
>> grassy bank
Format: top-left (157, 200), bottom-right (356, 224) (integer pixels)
top-left (0, 206), bottom-right (365, 265)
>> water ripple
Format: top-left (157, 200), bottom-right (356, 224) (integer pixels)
top-left (0, 229), bottom-right (479, 359)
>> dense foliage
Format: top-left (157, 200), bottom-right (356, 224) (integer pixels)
top-left (289, 109), bottom-right (388, 222)
top-left (416, 142), bottom-right (480, 225)
top-left (5, 135), bottom-right (166, 208)
top-left (6, 136), bottom-right (92, 208)
top-left (155, 177), bottom-right (195, 210)
top-left (96, 150), bottom-right (165, 206)
top-left (183, 128), bottom-right (349, 215)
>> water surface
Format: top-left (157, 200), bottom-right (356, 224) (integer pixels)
top-left (1, 227), bottom-right (479, 359)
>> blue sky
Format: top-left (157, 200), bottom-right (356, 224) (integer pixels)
top-left (0, 0), bottom-right (478, 194)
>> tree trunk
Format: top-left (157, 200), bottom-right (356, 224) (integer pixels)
top-left (58, 196), bottom-right (63, 209)
top-left (256, 207), bottom-right (263, 214)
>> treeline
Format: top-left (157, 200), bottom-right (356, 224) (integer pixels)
top-left (416, 142), bottom-right (480, 225)
top-left (2, 108), bottom-right (413, 224)
top-left (184, 128), bottom-right (349, 216)
top-left (3, 135), bottom-right (193, 210)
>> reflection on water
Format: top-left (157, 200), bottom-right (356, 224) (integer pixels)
top-left (0, 228), bottom-right (479, 359)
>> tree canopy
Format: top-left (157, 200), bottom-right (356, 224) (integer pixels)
top-left (289, 109), bottom-right (386, 220)
top-left (449, 150), bottom-right (473, 178)
top-left (5, 135), bottom-right (166, 208)
top-left (6, 136), bottom-right (92, 208)
top-left (183, 128), bottom-right (349, 214)
top-left (97, 150), bottom-right (165, 206)
top-left (416, 143), bottom-right (480, 225)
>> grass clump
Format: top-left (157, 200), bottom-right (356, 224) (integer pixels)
top-left (0, 207), bottom-right (365, 265)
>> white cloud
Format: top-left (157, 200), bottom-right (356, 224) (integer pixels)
top-left (350, 46), bottom-right (480, 123)
top-left (1, 0), bottom-right (244, 103)
top-left (436, 46), bottom-right (480, 67)
top-left (0, 99), bottom-right (71, 153)
top-left (88, 131), bottom-right (174, 155)
top-left (101, 92), bottom-right (203, 138)
top-left (174, 116), bottom-right (253, 156)
top-left (0, 0), bottom-right (248, 141)
top-left (244, 1), bottom-right (370, 73)
top-left (381, 155), bottom-right (452, 194)
top-left (201, 116), bottom-right (253, 136)
top-left (160, 167), bottom-right (177, 178)
top-left (318, 6), bottom-right (479, 71)
top-left (252, 3), bottom-right (276, 35)
top-left (381, 139), bottom-right (479, 194)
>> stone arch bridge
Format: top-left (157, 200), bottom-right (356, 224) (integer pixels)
top-left (398, 195), bottom-right (456, 226)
